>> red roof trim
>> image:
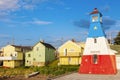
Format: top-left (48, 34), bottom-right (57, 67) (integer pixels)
top-left (90, 8), bottom-right (99, 14)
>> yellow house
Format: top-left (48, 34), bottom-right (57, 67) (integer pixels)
top-left (58, 40), bottom-right (84, 65)
top-left (0, 45), bottom-right (31, 68)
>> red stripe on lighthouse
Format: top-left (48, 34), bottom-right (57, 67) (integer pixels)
top-left (79, 55), bottom-right (117, 74)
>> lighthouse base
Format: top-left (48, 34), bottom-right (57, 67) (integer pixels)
top-left (79, 55), bottom-right (117, 74)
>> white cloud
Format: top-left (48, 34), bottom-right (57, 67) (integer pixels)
top-left (23, 4), bottom-right (35, 10)
top-left (30, 20), bottom-right (53, 25)
top-left (0, 0), bottom-right (20, 17)
top-left (0, 0), bottom-right (20, 11)
top-left (22, 0), bottom-right (64, 10)
top-left (0, 0), bottom-right (60, 26)
top-left (0, 16), bottom-right (53, 26)
top-left (0, 0), bottom-right (64, 12)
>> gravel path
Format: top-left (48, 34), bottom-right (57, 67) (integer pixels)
top-left (53, 70), bottom-right (120, 80)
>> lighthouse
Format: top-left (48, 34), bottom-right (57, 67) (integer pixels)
top-left (79, 8), bottom-right (117, 74)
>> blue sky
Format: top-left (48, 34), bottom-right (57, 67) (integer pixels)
top-left (0, 0), bottom-right (120, 48)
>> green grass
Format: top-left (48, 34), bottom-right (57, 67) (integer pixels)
top-left (0, 67), bottom-right (34, 77)
top-left (31, 65), bottom-right (79, 77)
top-left (110, 45), bottom-right (120, 55)
top-left (0, 63), bottom-right (79, 77)
top-left (47, 59), bottom-right (59, 66)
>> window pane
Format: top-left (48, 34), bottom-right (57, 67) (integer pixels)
top-left (94, 38), bottom-right (97, 43)
top-left (28, 54), bottom-right (31, 57)
top-left (92, 16), bottom-right (98, 22)
top-left (64, 49), bottom-right (67, 56)
top-left (93, 54), bottom-right (98, 64)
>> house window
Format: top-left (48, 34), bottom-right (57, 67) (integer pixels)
top-left (10, 54), bottom-right (12, 56)
top-left (33, 58), bottom-right (36, 61)
top-left (15, 54), bottom-right (17, 56)
top-left (27, 60), bottom-right (29, 63)
top-left (64, 49), bottom-right (67, 56)
top-left (94, 38), bottom-right (97, 43)
top-left (28, 54), bottom-right (31, 57)
top-left (93, 54), bottom-right (98, 64)
top-left (68, 57), bottom-right (71, 63)
top-left (36, 47), bottom-right (39, 51)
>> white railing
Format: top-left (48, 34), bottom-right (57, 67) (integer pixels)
top-left (0, 56), bottom-right (17, 60)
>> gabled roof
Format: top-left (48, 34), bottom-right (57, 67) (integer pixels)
top-left (90, 8), bottom-right (102, 16)
top-left (58, 40), bottom-right (84, 50)
top-left (11, 45), bottom-right (32, 50)
top-left (33, 41), bottom-right (55, 50)
top-left (40, 42), bottom-right (56, 50)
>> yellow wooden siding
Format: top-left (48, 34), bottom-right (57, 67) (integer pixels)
top-left (3, 45), bottom-right (15, 57)
top-left (59, 57), bottom-right (81, 65)
top-left (58, 41), bottom-right (83, 65)
top-left (59, 41), bottom-right (82, 57)
top-left (3, 60), bottom-right (14, 68)
top-left (15, 47), bottom-right (21, 52)
top-left (17, 52), bottom-right (23, 60)
top-left (59, 52), bottom-right (81, 56)
top-left (3, 60), bottom-right (23, 68)
top-left (69, 57), bottom-right (78, 65)
top-left (60, 58), bottom-right (69, 65)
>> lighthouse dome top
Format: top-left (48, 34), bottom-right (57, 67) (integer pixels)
top-left (90, 8), bottom-right (102, 16)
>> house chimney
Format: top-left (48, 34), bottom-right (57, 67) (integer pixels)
top-left (40, 40), bottom-right (44, 43)
top-left (71, 39), bottom-right (75, 42)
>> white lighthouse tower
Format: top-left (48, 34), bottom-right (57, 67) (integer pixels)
top-left (79, 8), bottom-right (117, 74)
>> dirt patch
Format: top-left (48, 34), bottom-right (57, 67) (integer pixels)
top-left (0, 74), bottom-right (48, 80)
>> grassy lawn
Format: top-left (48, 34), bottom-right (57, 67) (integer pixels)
top-left (110, 45), bottom-right (120, 53)
top-left (0, 67), bottom-right (34, 77)
top-left (0, 60), bottom-right (79, 78)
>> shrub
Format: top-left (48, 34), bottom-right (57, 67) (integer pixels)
top-left (0, 65), bottom-right (79, 77)
top-left (53, 70), bottom-right (65, 76)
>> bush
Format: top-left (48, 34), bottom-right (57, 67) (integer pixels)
top-left (53, 70), bottom-right (65, 76)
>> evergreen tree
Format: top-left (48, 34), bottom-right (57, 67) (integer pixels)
top-left (114, 32), bottom-right (120, 45)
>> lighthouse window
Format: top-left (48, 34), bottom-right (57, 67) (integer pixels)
top-left (100, 17), bottom-right (102, 22)
top-left (92, 16), bottom-right (98, 22)
top-left (93, 54), bottom-right (98, 64)
top-left (94, 38), bottom-right (97, 43)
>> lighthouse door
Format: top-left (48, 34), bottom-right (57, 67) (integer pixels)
top-left (92, 54), bottom-right (98, 64)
